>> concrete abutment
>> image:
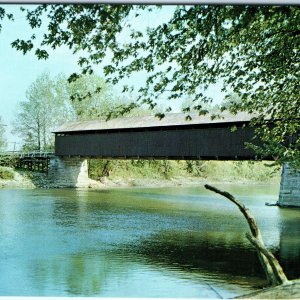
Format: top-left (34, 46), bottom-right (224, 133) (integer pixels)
top-left (279, 163), bottom-right (300, 207)
top-left (47, 156), bottom-right (92, 188)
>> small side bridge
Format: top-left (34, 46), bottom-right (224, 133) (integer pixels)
top-left (0, 151), bottom-right (55, 172)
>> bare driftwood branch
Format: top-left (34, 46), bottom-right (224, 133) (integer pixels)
top-left (246, 233), bottom-right (289, 285)
top-left (205, 184), bottom-right (259, 236)
top-left (204, 184), bottom-right (290, 286)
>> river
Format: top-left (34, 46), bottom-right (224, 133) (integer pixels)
top-left (0, 183), bottom-right (299, 298)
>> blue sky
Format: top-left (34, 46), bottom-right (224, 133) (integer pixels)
top-left (0, 5), bottom-right (224, 150)
top-left (0, 5), bottom-right (82, 149)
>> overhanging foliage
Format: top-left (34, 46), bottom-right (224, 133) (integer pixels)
top-left (3, 4), bottom-right (300, 165)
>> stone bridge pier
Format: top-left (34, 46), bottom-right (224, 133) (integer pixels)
top-left (279, 163), bottom-right (300, 207)
top-left (47, 156), bottom-right (91, 188)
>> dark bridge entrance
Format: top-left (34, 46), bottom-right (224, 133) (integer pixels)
top-left (53, 112), bottom-right (265, 160)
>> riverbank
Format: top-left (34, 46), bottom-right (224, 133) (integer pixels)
top-left (0, 166), bottom-right (280, 189)
top-left (0, 168), bottom-right (36, 188)
top-left (236, 280), bottom-right (300, 299)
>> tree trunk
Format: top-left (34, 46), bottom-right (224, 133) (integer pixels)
top-left (37, 118), bottom-right (41, 151)
top-left (204, 184), bottom-right (289, 286)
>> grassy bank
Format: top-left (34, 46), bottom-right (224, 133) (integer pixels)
top-left (0, 160), bottom-right (281, 189)
top-left (0, 166), bottom-right (37, 188)
top-left (88, 159), bottom-right (281, 184)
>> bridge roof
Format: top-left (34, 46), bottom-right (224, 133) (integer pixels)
top-left (54, 111), bottom-right (254, 133)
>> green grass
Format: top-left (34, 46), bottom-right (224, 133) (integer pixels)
top-left (0, 167), bottom-right (15, 180)
top-left (88, 159), bottom-right (281, 183)
top-left (197, 161), bottom-right (280, 182)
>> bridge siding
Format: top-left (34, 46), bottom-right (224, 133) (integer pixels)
top-left (55, 125), bottom-right (259, 159)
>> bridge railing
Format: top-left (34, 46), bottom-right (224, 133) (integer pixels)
top-left (0, 151), bottom-right (55, 158)
top-left (0, 150), bottom-right (55, 172)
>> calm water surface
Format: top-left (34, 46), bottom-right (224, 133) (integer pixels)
top-left (0, 184), bottom-right (299, 298)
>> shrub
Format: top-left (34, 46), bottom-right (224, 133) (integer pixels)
top-left (0, 167), bottom-right (15, 180)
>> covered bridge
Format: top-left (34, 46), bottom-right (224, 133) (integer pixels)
top-left (53, 112), bottom-right (265, 160)
top-left (51, 113), bottom-right (300, 207)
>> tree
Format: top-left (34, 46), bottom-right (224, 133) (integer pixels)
top-left (0, 116), bottom-right (7, 151)
top-left (0, 7), bottom-right (13, 32)
top-left (68, 74), bottom-right (111, 120)
top-left (9, 5), bottom-right (300, 165)
top-left (13, 72), bottom-right (70, 151)
top-left (67, 73), bottom-right (141, 121)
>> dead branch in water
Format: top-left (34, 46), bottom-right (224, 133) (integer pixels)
top-left (204, 184), bottom-right (289, 286)
top-left (246, 233), bottom-right (289, 285)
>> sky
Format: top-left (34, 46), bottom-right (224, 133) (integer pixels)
top-left (0, 4), bottom-right (224, 150)
top-left (0, 5), bottom-right (82, 149)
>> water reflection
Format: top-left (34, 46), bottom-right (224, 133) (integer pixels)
top-left (122, 230), bottom-right (268, 285)
top-left (0, 185), bottom-right (299, 297)
top-left (52, 198), bottom-right (81, 227)
top-left (29, 252), bottom-right (131, 296)
top-left (277, 207), bottom-right (300, 279)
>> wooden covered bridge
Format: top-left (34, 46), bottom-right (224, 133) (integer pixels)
top-left (53, 112), bottom-right (265, 160)
top-left (49, 112), bottom-right (298, 207)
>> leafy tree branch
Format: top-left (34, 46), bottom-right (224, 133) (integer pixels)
top-left (4, 4), bottom-right (300, 165)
